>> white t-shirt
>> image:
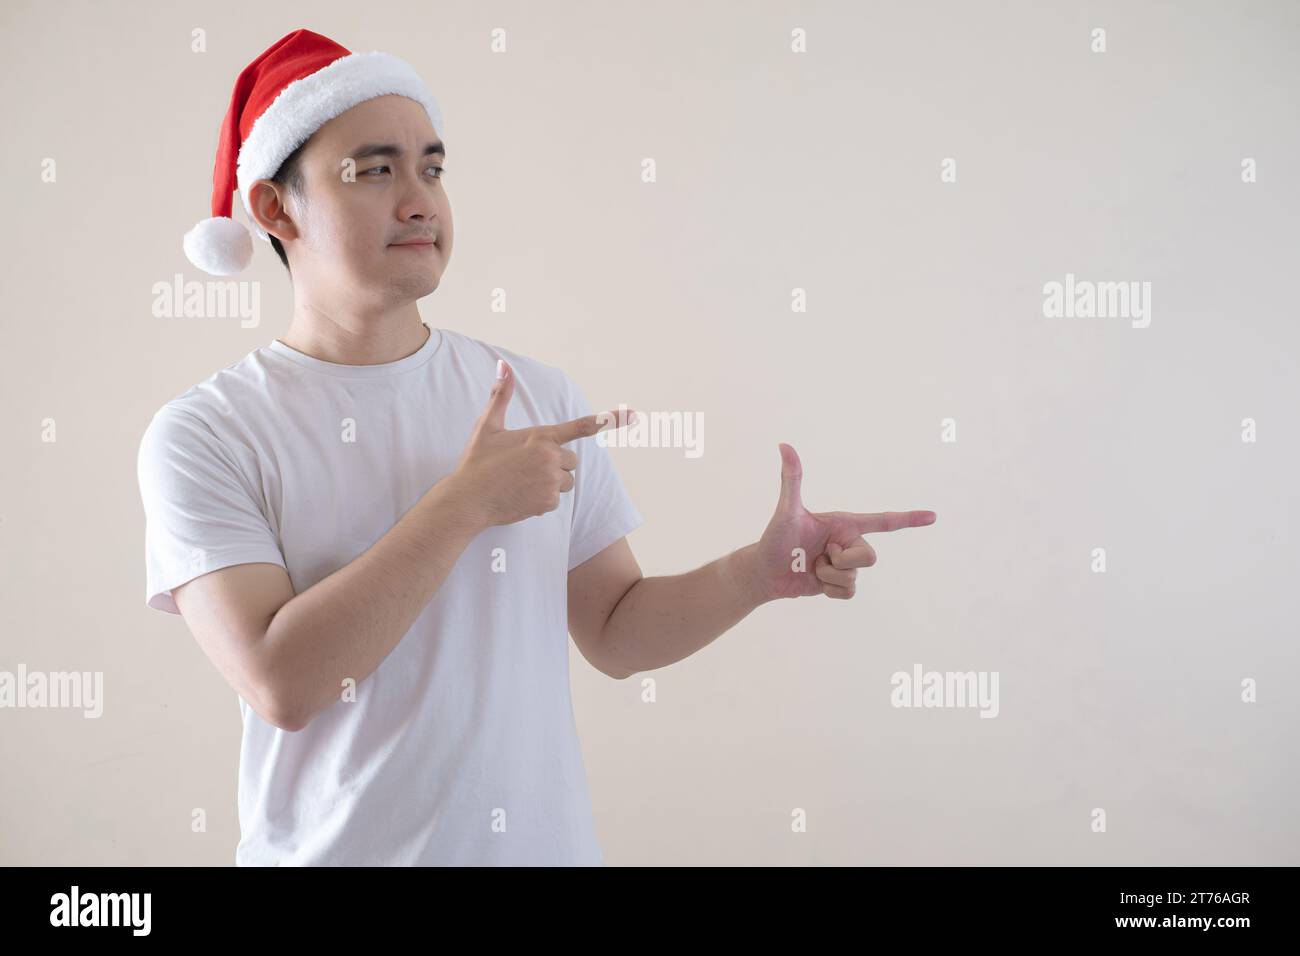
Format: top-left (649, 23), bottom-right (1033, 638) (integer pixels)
top-left (135, 324), bottom-right (643, 866)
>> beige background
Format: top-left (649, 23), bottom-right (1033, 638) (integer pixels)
top-left (2, 0), bottom-right (1297, 865)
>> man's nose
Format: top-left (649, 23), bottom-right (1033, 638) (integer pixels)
top-left (396, 179), bottom-right (436, 222)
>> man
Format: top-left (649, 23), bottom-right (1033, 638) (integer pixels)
top-left (138, 29), bottom-right (937, 866)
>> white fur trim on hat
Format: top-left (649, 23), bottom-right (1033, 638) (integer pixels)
top-left (235, 51), bottom-right (445, 242)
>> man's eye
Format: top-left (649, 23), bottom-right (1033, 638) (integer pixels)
top-left (360, 165), bottom-right (442, 178)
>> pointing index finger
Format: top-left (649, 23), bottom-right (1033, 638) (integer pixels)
top-left (842, 510), bottom-right (938, 534)
top-left (545, 408), bottom-right (638, 445)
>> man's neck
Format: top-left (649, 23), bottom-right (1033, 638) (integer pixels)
top-left (278, 301), bottom-right (430, 366)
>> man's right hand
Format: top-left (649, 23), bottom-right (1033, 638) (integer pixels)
top-left (448, 358), bottom-right (637, 528)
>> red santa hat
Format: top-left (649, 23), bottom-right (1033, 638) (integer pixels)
top-left (183, 28), bottom-right (445, 275)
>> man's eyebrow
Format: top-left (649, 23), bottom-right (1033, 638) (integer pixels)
top-left (349, 141), bottom-right (446, 160)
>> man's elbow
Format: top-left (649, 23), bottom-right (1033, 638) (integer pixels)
top-left (255, 673), bottom-right (312, 732)
top-left (258, 691), bottom-right (309, 732)
top-left (595, 641), bottom-right (635, 680)
top-left (253, 632), bottom-right (316, 732)
top-left (271, 704), bottom-right (310, 732)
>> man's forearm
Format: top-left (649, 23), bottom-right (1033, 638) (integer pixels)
top-left (598, 543), bottom-right (770, 677)
top-left (261, 474), bottom-right (486, 729)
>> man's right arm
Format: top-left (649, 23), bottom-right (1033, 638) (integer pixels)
top-left (173, 474), bottom-right (486, 732)
top-left (166, 357), bottom-right (631, 733)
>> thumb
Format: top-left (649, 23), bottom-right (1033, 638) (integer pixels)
top-left (479, 358), bottom-right (515, 431)
top-left (777, 442), bottom-right (803, 512)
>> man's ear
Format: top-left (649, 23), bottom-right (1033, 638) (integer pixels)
top-left (248, 179), bottom-right (299, 244)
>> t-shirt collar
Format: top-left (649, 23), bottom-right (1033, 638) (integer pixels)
top-left (267, 323), bottom-right (443, 379)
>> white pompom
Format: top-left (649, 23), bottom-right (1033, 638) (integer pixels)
top-left (183, 216), bottom-right (254, 275)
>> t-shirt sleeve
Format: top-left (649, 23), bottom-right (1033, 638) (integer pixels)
top-left (564, 375), bottom-right (645, 571)
top-left (136, 404), bottom-right (287, 615)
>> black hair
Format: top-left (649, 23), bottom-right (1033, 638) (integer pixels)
top-left (267, 138), bottom-right (309, 273)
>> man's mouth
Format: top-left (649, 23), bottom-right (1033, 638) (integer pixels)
top-left (390, 236), bottom-right (437, 248)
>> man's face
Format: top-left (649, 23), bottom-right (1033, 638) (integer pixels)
top-left (282, 94), bottom-right (453, 306)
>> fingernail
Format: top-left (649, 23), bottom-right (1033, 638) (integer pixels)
top-left (495, 359), bottom-right (506, 380)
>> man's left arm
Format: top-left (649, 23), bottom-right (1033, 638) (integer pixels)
top-left (567, 442), bottom-right (937, 680)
